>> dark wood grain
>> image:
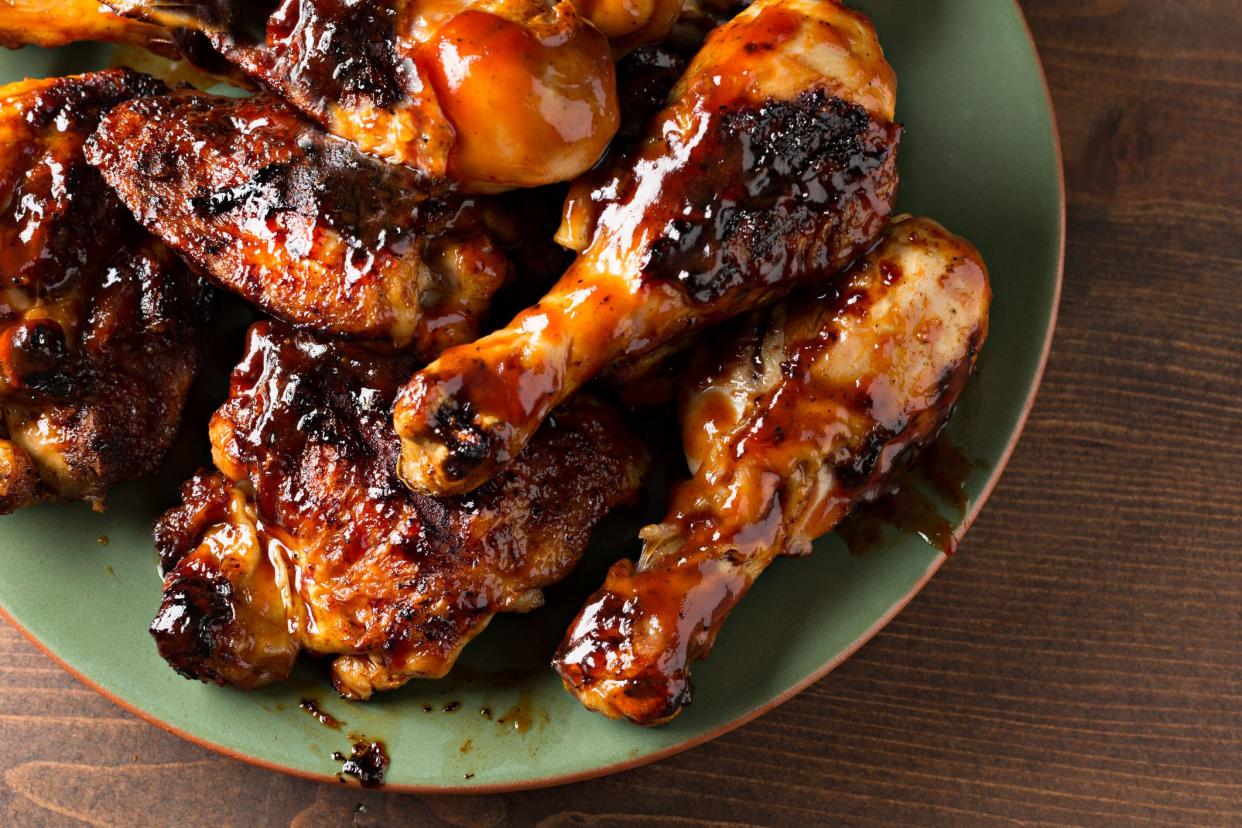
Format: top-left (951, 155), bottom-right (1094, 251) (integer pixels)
top-left (2, 0), bottom-right (1240, 824)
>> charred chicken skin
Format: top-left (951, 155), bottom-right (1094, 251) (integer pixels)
top-left (104, 0), bottom-right (620, 191)
top-left (87, 92), bottom-right (509, 354)
top-left (0, 0), bottom-right (176, 54)
top-left (393, 0), bottom-right (900, 497)
top-left (152, 322), bottom-right (648, 698)
top-left (554, 217), bottom-right (991, 724)
top-left (0, 70), bottom-right (210, 513)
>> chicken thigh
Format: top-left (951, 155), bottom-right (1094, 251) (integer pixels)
top-left (0, 70), bottom-right (210, 513)
top-left (87, 92), bottom-right (509, 354)
top-left (152, 322), bottom-right (648, 698)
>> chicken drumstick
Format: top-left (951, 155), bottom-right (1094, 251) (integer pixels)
top-left (554, 216), bottom-right (991, 724)
top-left (394, 0), bottom-right (900, 497)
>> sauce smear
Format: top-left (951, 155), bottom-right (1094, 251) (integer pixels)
top-left (839, 435), bottom-right (976, 557)
top-left (298, 698), bottom-right (342, 729)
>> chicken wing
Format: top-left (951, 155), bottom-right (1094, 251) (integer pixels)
top-left (553, 217), bottom-right (990, 724)
top-left (152, 321), bottom-right (648, 697)
top-left (104, 0), bottom-right (619, 191)
top-left (87, 92), bottom-right (509, 354)
top-left (0, 0), bottom-right (176, 54)
top-left (393, 0), bottom-right (900, 497)
top-left (0, 70), bottom-right (210, 512)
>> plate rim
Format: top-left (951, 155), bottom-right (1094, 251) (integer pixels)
top-left (0, 0), bottom-right (1066, 795)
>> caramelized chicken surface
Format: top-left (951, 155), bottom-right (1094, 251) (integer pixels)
top-left (554, 217), bottom-right (990, 724)
top-left (0, 71), bottom-right (210, 513)
top-left (0, 0), bottom-right (175, 53)
top-left (394, 0), bottom-right (900, 497)
top-left (152, 322), bottom-right (648, 698)
top-left (87, 92), bottom-right (509, 354)
top-left (105, 0), bottom-right (619, 191)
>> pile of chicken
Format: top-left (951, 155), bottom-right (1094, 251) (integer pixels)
top-left (0, 0), bottom-right (989, 725)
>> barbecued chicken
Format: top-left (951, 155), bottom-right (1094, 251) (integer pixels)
top-left (87, 92), bottom-right (509, 354)
top-left (0, 0), bottom-right (176, 53)
top-left (0, 70), bottom-right (210, 513)
top-left (152, 321), bottom-right (648, 697)
top-left (103, 0), bottom-right (620, 191)
top-left (393, 0), bottom-right (900, 497)
top-left (554, 217), bottom-right (990, 724)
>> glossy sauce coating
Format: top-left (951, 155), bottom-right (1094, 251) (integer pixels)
top-left (106, 0), bottom-right (619, 191)
top-left (87, 92), bottom-right (508, 353)
top-left (394, 0), bottom-right (900, 497)
top-left (838, 436), bottom-right (977, 557)
top-left (0, 71), bottom-right (210, 512)
top-left (554, 217), bottom-right (991, 724)
top-left (151, 322), bottom-right (648, 698)
top-left (555, 41), bottom-right (688, 252)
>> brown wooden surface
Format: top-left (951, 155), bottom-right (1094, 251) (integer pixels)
top-left (2, 1), bottom-right (1241, 824)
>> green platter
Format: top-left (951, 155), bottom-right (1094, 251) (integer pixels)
top-left (0, 0), bottom-right (1063, 792)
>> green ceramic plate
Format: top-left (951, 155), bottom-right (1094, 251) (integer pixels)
top-left (0, 0), bottom-right (1063, 791)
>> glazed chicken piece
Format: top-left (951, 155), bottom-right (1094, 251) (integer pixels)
top-left (87, 92), bottom-right (509, 354)
top-left (0, 70), bottom-right (210, 513)
top-left (152, 322), bottom-right (648, 698)
top-left (104, 0), bottom-right (619, 191)
top-left (0, 0), bottom-right (176, 53)
top-left (554, 217), bottom-right (991, 724)
top-left (394, 0), bottom-right (900, 497)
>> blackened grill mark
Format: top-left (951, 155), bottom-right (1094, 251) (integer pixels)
top-left (191, 163), bottom-right (293, 217)
top-left (149, 571), bottom-right (237, 682)
top-left (428, 398), bottom-right (496, 483)
top-left (1, 320), bottom-right (72, 397)
top-left (262, 0), bottom-right (405, 110)
top-left (614, 46), bottom-right (687, 150)
top-left (169, 0), bottom-right (406, 108)
top-left (164, 99), bottom-right (455, 252)
top-left (640, 92), bottom-right (899, 305)
top-left (17, 70), bottom-right (167, 132)
top-left (835, 428), bottom-right (895, 491)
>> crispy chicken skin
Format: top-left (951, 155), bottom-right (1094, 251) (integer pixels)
top-left (104, 0), bottom-right (619, 191)
top-left (0, 71), bottom-right (210, 513)
top-left (393, 0), bottom-right (900, 497)
top-left (554, 217), bottom-right (990, 724)
top-left (0, 0), bottom-right (176, 53)
top-left (152, 322), bottom-right (648, 698)
top-left (86, 92), bottom-right (509, 354)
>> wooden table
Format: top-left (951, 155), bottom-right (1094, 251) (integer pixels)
top-left (2, 1), bottom-right (1239, 824)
